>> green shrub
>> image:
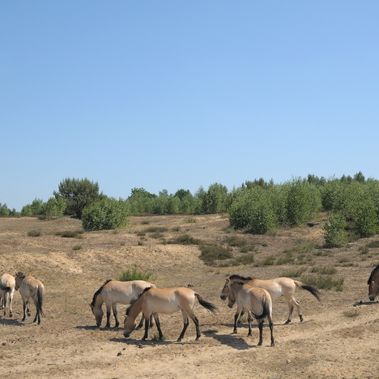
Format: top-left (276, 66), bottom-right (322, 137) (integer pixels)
top-left (229, 187), bottom-right (277, 234)
top-left (143, 226), bottom-right (168, 233)
top-left (28, 230), bottom-right (41, 237)
top-left (42, 197), bottom-right (67, 219)
top-left (285, 180), bottom-right (321, 226)
top-left (82, 198), bottom-right (128, 231)
top-left (21, 199), bottom-right (45, 217)
top-left (56, 230), bottom-right (83, 238)
top-left (324, 213), bottom-right (349, 247)
top-left (118, 265), bottom-right (154, 281)
top-left (301, 274), bottom-right (344, 291)
top-left (168, 234), bottom-right (201, 245)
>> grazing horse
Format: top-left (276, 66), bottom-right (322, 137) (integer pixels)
top-left (221, 274), bottom-right (321, 324)
top-left (15, 272), bottom-right (45, 324)
top-left (123, 287), bottom-right (217, 341)
top-left (368, 264), bottom-right (379, 301)
top-left (0, 273), bottom-right (16, 317)
top-left (90, 279), bottom-right (156, 328)
top-left (226, 279), bottom-right (275, 346)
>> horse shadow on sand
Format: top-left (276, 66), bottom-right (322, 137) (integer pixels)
top-left (0, 318), bottom-right (24, 327)
top-left (203, 329), bottom-right (254, 350)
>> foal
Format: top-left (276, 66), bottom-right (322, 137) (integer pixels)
top-left (124, 287), bottom-right (217, 341)
top-left (0, 273), bottom-right (16, 317)
top-left (15, 272), bottom-right (45, 324)
top-left (227, 279), bottom-right (275, 346)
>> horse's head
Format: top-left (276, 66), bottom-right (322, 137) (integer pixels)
top-left (220, 278), bottom-right (230, 301)
top-left (227, 280), bottom-right (244, 308)
top-left (368, 278), bottom-right (379, 301)
top-left (90, 303), bottom-right (103, 328)
top-left (15, 272), bottom-right (25, 290)
top-left (123, 314), bottom-right (136, 338)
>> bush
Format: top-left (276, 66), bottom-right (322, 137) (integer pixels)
top-left (28, 230), bottom-right (41, 237)
top-left (118, 265), bottom-right (154, 281)
top-left (55, 178), bottom-right (101, 219)
top-left (0, 203), bottom-right (11, 217)
top-left (21, 199), bottom-right (45, 216)
top-left (168, 234), bottom-right (201, 245)
top-left (285, 180), bottom-right (321, 226)
top-left (41, 197), bottom-right (67, 219)
top-left (82, 198), bottom-right (128, 231)
top-left (199, 244), bottom-right (232, 265)
top-left (324, 213), bottom-right (349, 247)
top-left (229, 187), bottom-right (277, 234)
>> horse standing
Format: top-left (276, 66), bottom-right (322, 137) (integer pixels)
top-left (90, 279), bottom-right (156, 328)
top-left (15, 272), bottom-right (45, 324)
top-left (0, 273), bottom-right (16, 317)
top-left (123, 287), bottom-right (217, 341)
top-left (225, 279), bottom-right (275, 346)
top-left (221, 274), bottom-right (320, 324)
top-left (368, 264), bottom-right (379, 301)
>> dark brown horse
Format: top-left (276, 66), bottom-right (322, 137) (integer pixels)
top-left (368, 264), bottom-right (379, 301)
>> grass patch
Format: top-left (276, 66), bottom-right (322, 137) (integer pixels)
top-left (184, 217), bottom-right (197, 224)
top-left (310, 266), bottom-right (337, 275)
top-left (231, 254), bottom-right (255, 266)
top-left (56, 230), bottom-right (83, 238)
top-left (144, 226), bottom-right (168, 233)
top-left (27, 230), bottom-right (41, 237)
top-left (239, 245), bottom-right (256, 254)
top-left (171, 227), bottom-right (181, 232)
top-left (359, 246), bottom-right (369, 255)
top-left (168, 234), bottom-right (201, 245)
top-left (343, 309), bottom-right (360, 318)
top-left (281, 267), bottom-right (307, 278)
top-left (150, 232), bottom-right (164, 239)
top-left (72, 245), bottom-right (82, 251)
top-left (301, 274), bottom-right (344, 291)
top-left (366, 240), bottom-right (379, 249)
top-left (224, 236), bottom-right (248, 248)
top-left (261, 256), bottom-right (276, 266)
top-left (141, 220), bottom-right (150, 225)
top-left (199, 244), bottom-right (232, 265)
top-left (118, 265), bottom-right (154, 281)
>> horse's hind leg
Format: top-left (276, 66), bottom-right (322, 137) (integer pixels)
top-left (105, 304), bottom-right (111, 328)
top-left (233, 312), bottom-right (239, 334)
top-left (142, 314), bottom-right (150, 340)
top-left (257, 319), bottom-right (264, 346)
top-left (292, 297), bottom-right (303, 322)
top-left (153, 313), bottom-right (163, 340)
top-left (177, 311), bottom-right (189, 342)
top-left (112, 304), bottom-right (119, 328)
top-left (247, 313), bottom-right (253, 336)
top-left (9, 290), bottom-right (14, 317)
top-left (284, 298), bottom-right (294, 324)
top-left (268, 315), bottom-right (275, 346)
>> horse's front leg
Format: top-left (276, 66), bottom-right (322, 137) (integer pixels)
top-left (153, 313), bottom-right (163, 340)
top-left (22, 300), bottom-right (27, 321)
top-left (247, 312), bottom-right (252, 336)
top-left (257, 320), bottom-right (264, 346)
top-left (112, 304), bottom-right (119, 328)
top-left (136, 314), bottom-right (145, 329)
top-left (105, 304), bottom-right (111, 328)
top-left (232, 312), bottom-right (240, 334)
top-left (142, 314), bottom-right (150, 340)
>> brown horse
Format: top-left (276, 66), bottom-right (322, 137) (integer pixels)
top-left (226, 279), bottom-right (275, 346)
top-left (368, 264), bottom-right (379, 301)
top-left (90, 279), bottom-right (156, 328)
top-left (221, 274), bottom-right (321, 324)
top-left (0, 273), bottom-right (16, 317)
top-left (15, 272), bottom-right (45, 324)
top-left (123, 287), bottom-right (217, 341)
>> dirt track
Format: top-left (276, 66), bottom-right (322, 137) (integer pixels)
top-left (1, 215), bottom-right (378, 378)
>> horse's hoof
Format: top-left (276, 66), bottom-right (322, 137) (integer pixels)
top-left (299, 315), bottom-right (304, 322)
top-left (284, 319), bottom-right (291, 325)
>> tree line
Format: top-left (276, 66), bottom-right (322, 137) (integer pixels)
top-left (1, 173), bottom-right (379, 246)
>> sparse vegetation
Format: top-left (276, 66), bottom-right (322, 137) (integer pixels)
top-left (56, 230), bottom-right (83, 238)
top-left (27, 229), bottom-right (41, 237)
top-left (199, 244), bottom-right (232, 265)
top-left (168, 234), bottom-right (201, 245)
top-left (301, 274), bottom-right (344, 291)
top-left (118, 265), bottom-right (154, 281)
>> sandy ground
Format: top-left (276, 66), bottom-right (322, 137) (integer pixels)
top-left (0, 215), bottom-right (379, 379)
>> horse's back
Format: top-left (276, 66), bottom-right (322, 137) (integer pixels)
top-left (1, 273), bottom-right (15, 289)
top-left (102, 280), bottom-right (155, 304)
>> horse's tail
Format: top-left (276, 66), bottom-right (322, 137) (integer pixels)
top-left (37, 285), bottom-right (44, 317)
top-left (195, 293), bottom-right (217, 314)
top-left (295, 280), bottom-right (321, 302)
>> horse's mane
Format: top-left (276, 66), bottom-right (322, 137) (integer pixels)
top-left (15, 272), bottom-right (26, 280)
top-left (91, 279), bottom-right (112, 307)
top-left (125, 286), bottom-right (152, 316)
top-left (229, 274), bottom-right (252, 282)
top-left (368, 265), bottom-right (379, 284)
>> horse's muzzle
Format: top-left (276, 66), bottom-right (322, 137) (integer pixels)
top-left (227, 304), bottom-right (233, 309)
top-left (369, 295), bottom-right (376, 301)
top-left (123, 331), bottom-right (130, 338)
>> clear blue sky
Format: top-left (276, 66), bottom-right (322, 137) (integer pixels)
top-left (1, 1), bottom-right (378, 210)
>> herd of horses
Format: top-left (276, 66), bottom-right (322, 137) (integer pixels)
top-left (1, 264), bottom-right (379, 346)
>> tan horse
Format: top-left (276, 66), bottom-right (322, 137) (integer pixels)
top-left (221, 274), bottom-right (321, 323)
top-left (90, 279), bottom-right (156, 328)
top-left (15, 272), bottom-right (45, 324)
top-left (226, 279), bottom-right (275, 346)
top-left (0, 273), bottom-right (16, 317)
top-left (368, 264), bottom-right (379, 301)
top-left (123, 287), bottom-right (217, 341)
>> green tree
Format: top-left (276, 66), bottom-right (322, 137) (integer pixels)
top-left (324, 213), bottom-right (348, 248)
top-left (55, 178), bottom-right (101, 218)
top-left (82, 197), bottom-right (128, 231)
top-left (21, 199), bottom-right (45, 216)
top-left (0, 203), bottom-right (10, 217)
top-left (42, 197), bottom-right (67, 219)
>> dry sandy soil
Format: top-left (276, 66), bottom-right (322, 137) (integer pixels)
top-left (1, 215), bottom-right (379, 379)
